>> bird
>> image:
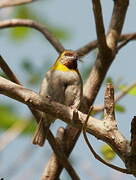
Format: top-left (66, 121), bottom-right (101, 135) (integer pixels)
top-left (32, 50), bottom-right (83, 146)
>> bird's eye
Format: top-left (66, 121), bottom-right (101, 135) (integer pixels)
top-left (64, 52), bottom-right (74, 57)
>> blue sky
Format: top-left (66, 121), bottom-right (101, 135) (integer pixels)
top-left (0, 0), bottom-right (136, 179)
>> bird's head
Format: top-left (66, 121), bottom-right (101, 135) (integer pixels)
top-left (58, 50), bottom-right (79, 70)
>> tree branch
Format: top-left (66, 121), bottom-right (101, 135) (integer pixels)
top-left (0, 56), bottom-right (21, 84)
top-left (93, 82), bottom-right (136, 112)
top-left (41, 127), bottom-right (66, 179)
top-left (46, 1), bottom-right (130, 178)
top-left (117, 33), bottom-right (136, 52)
top-left (130, 117), bottom-right (136, 156)
top-left (104, 83), bottom-right (115, 121)
top-left (0, 0), bottom-right (37, 8)
top-left (83, 106), bottom-right (131, 174)
top-left (76, 33), bottom-right (136, 57)
top-left (0, 56), bottom-right (79, 179)
top-left (83, 0), bottom-right (129, 109)
top-left (92, 0), bottom-right (109, 56)
top-left (107, 0), bottom-right (129, 51)
top-left (0, 19), bottom-right (65, 53)
top-left (0, 77), bottom-right (129, 159)
top-left (44, 130), bottom-right (80, 180)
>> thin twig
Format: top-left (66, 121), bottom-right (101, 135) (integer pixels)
top-left (93, 82), bottom-right (136, 112)
top-left (117, 33), bottom-right (136, 52)
top-left (76, 33), bottom-right (136, 57)
top-left (0, 56), bottom-right (21, 85)
top-left (82, 107), bottom-right (131, 174)
top-left (0, 0), bottom-right (37, 8)
top-left (0, 19), bottom-right (65, 53)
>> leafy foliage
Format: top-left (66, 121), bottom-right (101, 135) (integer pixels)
top-left (0, 104), bottom-right (36, 134)
top-left (101, 144), bottom-right (116, 161)
top-left (120, 84), bottom-right (136, 96)
top-left (115, 104), bottom-right (125, 113)
top-left (9, 5), bottom-right (69, 41)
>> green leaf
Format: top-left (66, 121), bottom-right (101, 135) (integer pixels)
top-left (120, 85), bottom-right (136, 96)
top-left (0, 104), bottom-right (35, 134)
top-left (115, 104), bottom-right (125, 113)
top-left (105, 77), bottom-right (113, 84)
top-left (21, 60), bottom-right (35, 74)
top-left (49, 26), bottom-right (69, 40)
top-left (101, 144), bottom-right (116, 161)
top-left (10, 27), bottom-right (30, 41)
top-left (10, 6), bottom-right (35, 41)
top-left (14, 6), bottom-right (31, 19)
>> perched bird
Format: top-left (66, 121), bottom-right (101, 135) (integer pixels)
top-left (32, 50), bottom-right (83, 146)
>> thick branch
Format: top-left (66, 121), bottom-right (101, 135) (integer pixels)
top-left (83, 107), bottom-right (130, 174)
top-left (0, 0), bottom-right (37, 8)
top-left (41, 127), bottom-right (66, 179)
top-left (0, 77), bottom-right (130, 160)
top-left (130, 117), bottom-right (136, 156)
top-left (44, 130), bottom-right (80, 180)
top-left (49, 1), bottom-right (130, 178)
top-left (125, 116), bottom-right (136, 175)
top-left (0, 56), bottom-right (79, 179)
top-left (0, 19), bottom-right (65, 53)
top-left (83, 0), bottom-right (129, 108)
top-left (107, 0), bottom-right (129, 50)
top-left (92, 0), bottom-right (109, 56)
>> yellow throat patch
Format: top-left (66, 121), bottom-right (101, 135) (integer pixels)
top-left (50, 60), bottom-right (77, 72)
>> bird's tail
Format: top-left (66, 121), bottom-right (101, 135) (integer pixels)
top-left (32, 117), bottom-right (50, 146)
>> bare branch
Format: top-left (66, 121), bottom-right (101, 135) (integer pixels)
top-left (49, 1), bottom-right (130, 178)
top-left (92, 0), bottom-right (109, 56)
top-left (83, 107), bottom-right (131, 174)
top-left (130, 116), bottom-right (136, 155)
top-left (76, 33), bottom-right (136, 57)
top-left (76, 40), bottom-right (97, 57)
top-left (115, 82), bottom-right (136, 102)
top-left (117, 33), bottom-right (136, 52)
top-left (0, 0), bottom-right (37, 8)
top-left (0, 76), bottom-right (129, 159)
top-left (0, 56), bottom-right (80, 179)
top-left (104, 83), bottom-right (115, 121)
top-left (107, 0), bottom-right (129, 50)
top-left (42, 130), bottom-right (80, 180)
top-left (0, 19), bottom-right (65, 53)
top-left (125, 117), bottom-right (136, 175)
top-left (0, 56), bottom-right (21, 85)
top-left (93, 82), bottom-right (136, 112)
top-left (41, 127), bottom-right (65, 179)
